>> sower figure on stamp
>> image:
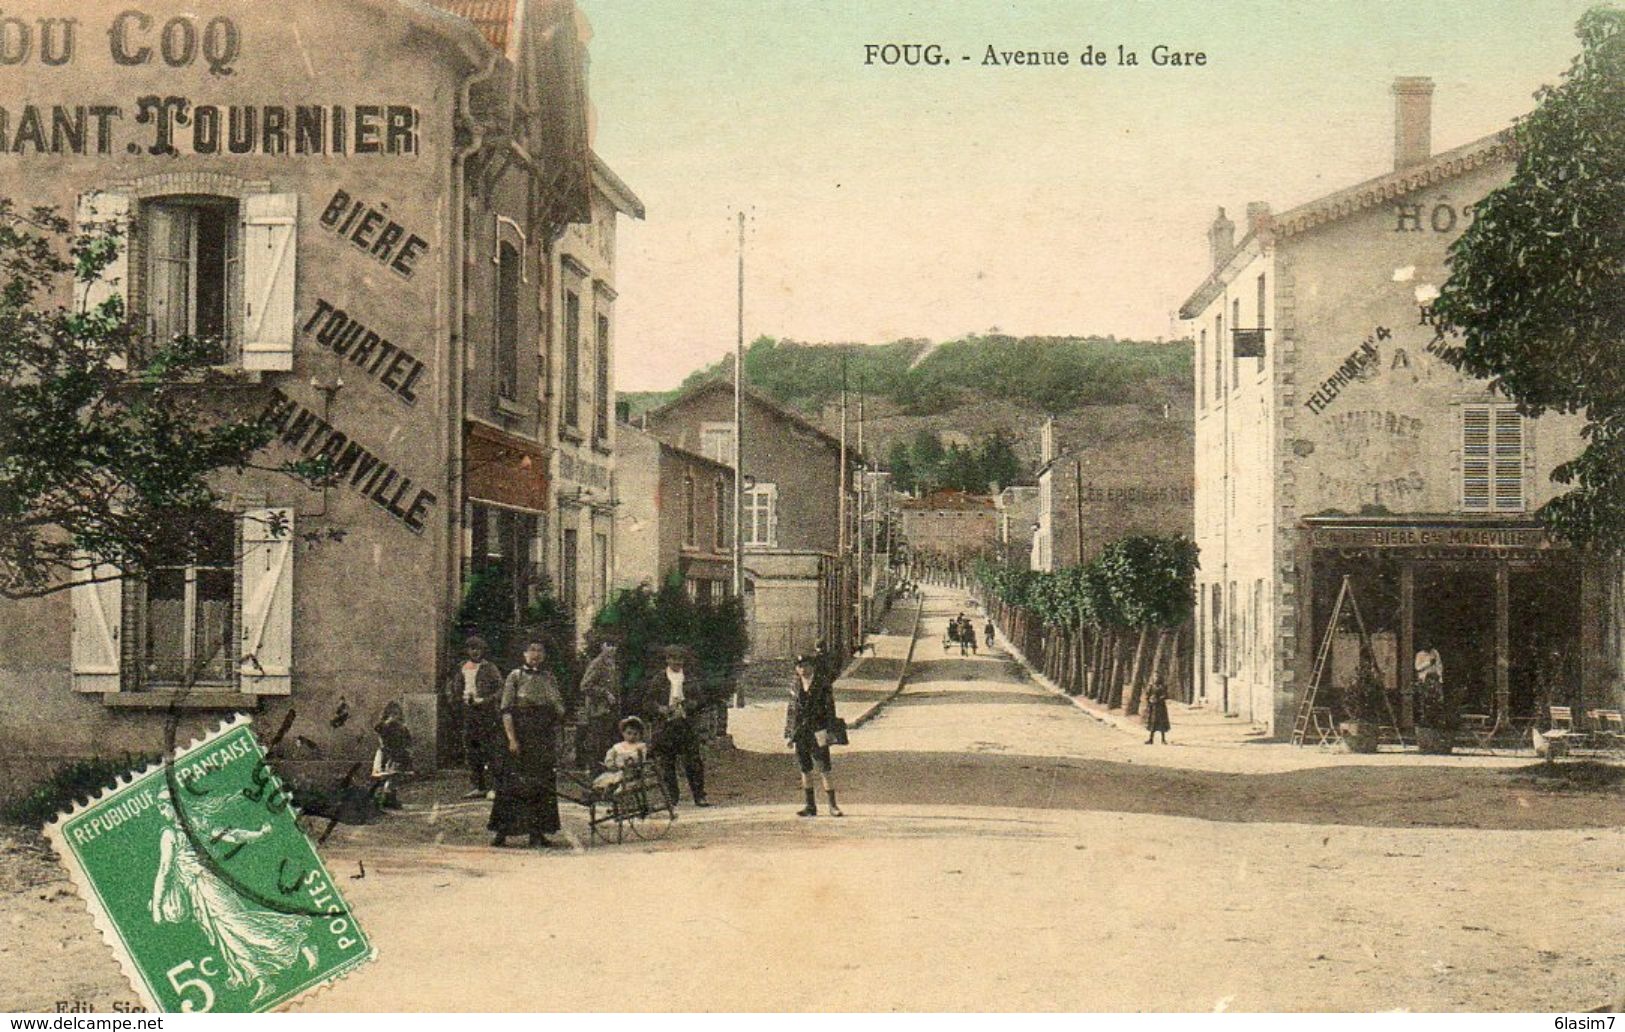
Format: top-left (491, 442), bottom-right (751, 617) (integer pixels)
top-left (642, 644), bottom-right (710, 807)
top-left (443, 635), bottom-right (503, 799)
top-left (490, 641), bottom-right (566, 848)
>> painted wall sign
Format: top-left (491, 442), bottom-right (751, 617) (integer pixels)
top-left (304, 298), bottom-right (426, 404)
top-left (319, 189), bottom-right (428, 279)
top-left (558, 451), bottom-right (611, 491)
top-left (1080, 484), bottom-right (1193, 505)
top-left (1310, 525), bottom-right (1550, 549)
top-left (262, 388), bottom-right (437, 534)
top-left (0, 101), bottom-right (419, 157)
top-left (1303, 327), bottom-right (1389, 415)
top-left (1394, 200), bottom-right (1476, 234)
top-left (0, 12), bottom-right (240, 73)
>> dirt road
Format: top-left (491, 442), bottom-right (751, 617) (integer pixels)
top-left (3, 585), bottom-right (1621, 1012)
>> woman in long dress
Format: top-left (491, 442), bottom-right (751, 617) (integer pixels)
top-left (151, 792), bottom-right (310, 1005)
top-left (489, 641), bottom-right (566, 848)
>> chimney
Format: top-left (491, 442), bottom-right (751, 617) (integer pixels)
top-left (1207, 207), bottom-right (1235, 271)
top-left (1392, 76), bottom-right (1434, 171)
top-left (1245, 201), bottom-right (1273, 235)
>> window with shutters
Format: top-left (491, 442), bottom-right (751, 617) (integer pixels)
top-left (682, 473), bottom-right (697, 547)
top-left (70, 507), bottom-right (294, 694)
top-left (75, 190), bottom-right (297, 371)
top-left (496, 242), bottom-right (521, 402)
top-left (744, 483), bottom-right (778, 548)
top-left (714, 475), bottom-right (729, 551)
top-left (594, 312), bottom-right (611, 443)
top-left (1461, 404), bottom-right (1525, 513)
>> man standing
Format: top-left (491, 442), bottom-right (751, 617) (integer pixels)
top-left (642, 645), bottom-right (709, 807)
top-left (442, 635), bottom-right (503, 799)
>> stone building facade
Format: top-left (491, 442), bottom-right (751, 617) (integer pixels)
top-left (615, 425), bottom-right (734, 600)
top-left (1181, 78), bottom-right (1615, 737)
top-left (643, 382), bottom-right (853, 660)
top-left (899, 491), bottom-right (998, 561)
top-left (0, 0), bottom-right (626, 789)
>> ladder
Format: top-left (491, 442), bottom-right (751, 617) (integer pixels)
top-left (1291, 576), bottom-right (1352, 746)
top-left (1290, 574), bottom-right (1402, 746)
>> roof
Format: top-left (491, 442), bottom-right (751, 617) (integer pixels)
top-left (900, 490), bottom-right (996, 512)
top-left (649, 379), bottom-right (846, 454)
top-left (418, 0), bottom-right (515, 50)
top-left (593, 154), bottom-right (646, 220)
top-left (1177, 129), bottom-right (1513, 320)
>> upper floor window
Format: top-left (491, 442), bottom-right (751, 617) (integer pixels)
top-left (700, 423), bottom-right (736, 466)
top-left (496, 242), bottom-right (521, 402)
top-left (714, 475), bottom-right (729, 551)
top-left (562, 290), bottom-right (581, 429)
top-left (1198, 330), bottom-right (1207, 409)
top-left (594, 312), bottom-right (612, 442)
top-left (76, 190), bottom-right (296, 372)
top-left (683, 472), bottom-right (697, 547)
top-left (744, 483), bottom-right (778, 547)
top-left (1462, 404), bottom-right (1525, 512)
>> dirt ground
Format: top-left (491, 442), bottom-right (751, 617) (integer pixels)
top-left (2, 587), bottom-right (1622, 1012)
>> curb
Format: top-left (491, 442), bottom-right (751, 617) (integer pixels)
top-left (849, 598), bottom-right (925, 729)
top-left (991, 624), bottom-right (1148, 736)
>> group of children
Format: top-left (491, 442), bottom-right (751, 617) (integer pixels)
top-left (369, 703), bottom-right (654, 809)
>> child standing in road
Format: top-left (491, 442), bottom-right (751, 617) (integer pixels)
top-left (371, 700), bottom-right (413, 808)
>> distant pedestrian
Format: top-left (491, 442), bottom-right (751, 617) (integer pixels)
top-left (576, 638), bottom-right (621, 769)
top-left (963, 616), bottom-right (978, 655)
top-left (443, 636), bottom-right (503, 799)
top-left (490, 641), bottom-right (566, 848)
top-left (1144, 683), bottom-right (1171, 745)
top-left (984, 620), bottom-right (995, 651)
top-left (955, 613), bottom-right (969, 655)
top-left (785, 653), bottom-right (843, 817)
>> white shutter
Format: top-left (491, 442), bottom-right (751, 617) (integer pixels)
top-left (75, 191), bottom-right (130, 370)
top-left (241, 193), bottom-right (297, 372)
top-left (766, 484), bottom-right (780, 547)
top-left (1493, 408), bottom-right (1525, 512)
top-left (240, 508), bottom-right (294, 694)
top-left (1462, 406), bottom-right (1491, 512)
top-left (70, 561), bottom-right (123, 692)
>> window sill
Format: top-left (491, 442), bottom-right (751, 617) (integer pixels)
top-left (558, 425), bottom-right (585, 445)
top-left (591, 438), bottom-right (612, 455)
top-left (496, 396), bottom-right (533, 420)
top-left (103, 690), bottom-right (263, 711)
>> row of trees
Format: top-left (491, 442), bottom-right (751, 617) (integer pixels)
top-left (886, 429), bottom-right (1024, 496)
top-left (976, 535), bottom-right (1199, 715)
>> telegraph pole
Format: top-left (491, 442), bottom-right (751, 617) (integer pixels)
top-left (732, 211), bottom-right (745, 707)
top-left (855, 375), bottom-right (865, 641)
top-left (839, 356), bottom-right (849, 658)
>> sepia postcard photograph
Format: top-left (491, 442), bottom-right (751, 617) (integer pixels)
top-left (0, 0), bottom-right (1621, 1016)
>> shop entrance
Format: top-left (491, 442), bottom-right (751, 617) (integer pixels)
top-left (1412, 566), bottom-right (1496, 715)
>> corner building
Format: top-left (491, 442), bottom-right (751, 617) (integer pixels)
top-left (1180, 78), bottom-right (1619, 738)
top-left (0, 0), bottom-right (625, 787)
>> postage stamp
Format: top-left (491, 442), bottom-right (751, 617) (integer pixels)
top-left (43, 715), bottom-right (375, 1013)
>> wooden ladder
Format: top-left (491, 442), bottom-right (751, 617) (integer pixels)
top-left (1291, 576), bottom-right (1351, 746)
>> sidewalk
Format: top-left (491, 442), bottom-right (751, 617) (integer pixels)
top-left (727, 600), bottom-right (923, 752)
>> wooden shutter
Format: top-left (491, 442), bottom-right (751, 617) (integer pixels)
top-left (240, 508), bottom-right (294, 694)
top-left (1493, 407), bottom-right (1525, 512)
top-left (1462, 406), bottom-right (1491, 512)
top-left (75, 191), bottom-right (130, 370)
top-left (241, 193), bottom-right (297, 372)
top-left (70, 561), bottom-right (123, 692)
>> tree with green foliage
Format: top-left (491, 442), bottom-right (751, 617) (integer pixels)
top-left (1429, 7), bottom-right (1625, 551)
top-left (0, 201), bottom-right (308, 599)
top-left (886, 439), bottom-right (917, 495)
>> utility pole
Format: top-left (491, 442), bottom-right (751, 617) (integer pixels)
top-left (839, 355), bottom-right (849, 658)
top-left (855, 374), bottom-right (865, 642)
top-left (1073, 456), bottom-right (1085, 569)
top-left (732, 210), bottom-right (745, 707)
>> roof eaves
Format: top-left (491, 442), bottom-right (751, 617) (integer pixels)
top-left (592, 154), bottom-right (646, 219)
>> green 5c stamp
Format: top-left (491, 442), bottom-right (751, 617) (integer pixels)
top-left (45, 716), bottom-right (375, 1012)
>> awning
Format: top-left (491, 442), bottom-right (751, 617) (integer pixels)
top-left (466, 422), bottom-right (549, 512)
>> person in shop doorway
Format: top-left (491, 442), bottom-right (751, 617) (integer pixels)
top-left (443, 635), bottom-right (503, 799)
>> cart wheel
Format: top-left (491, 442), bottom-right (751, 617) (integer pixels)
top-left (627, 784), bottom-right (676, 841)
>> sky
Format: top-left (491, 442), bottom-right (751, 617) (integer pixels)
top-left (577, 0), bottom-right (1599, 391)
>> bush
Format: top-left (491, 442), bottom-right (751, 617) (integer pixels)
top-left (3, 753), bottom-right (160, 827)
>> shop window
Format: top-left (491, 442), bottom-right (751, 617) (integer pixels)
top-left (77, 191), bottom-right (297, 372)
top-left (744, 483), bottom-right (778, 547)
top-left (560, 528), bottom-right (579, 614)
top-left (1462, 404), bottom-right (1524, 512)
top-left (69, 507), bottom-right (294, 694)
top-left (468, 505), bottom-right (539, 619)
top-left (593, 532), bottom-right (608, 608)
top-left (496, 242), bottom-right (521, 402)
top-left (562, 290), bottom-right (581, 430)
top-left (594, 312), bottom-right (611, 442)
